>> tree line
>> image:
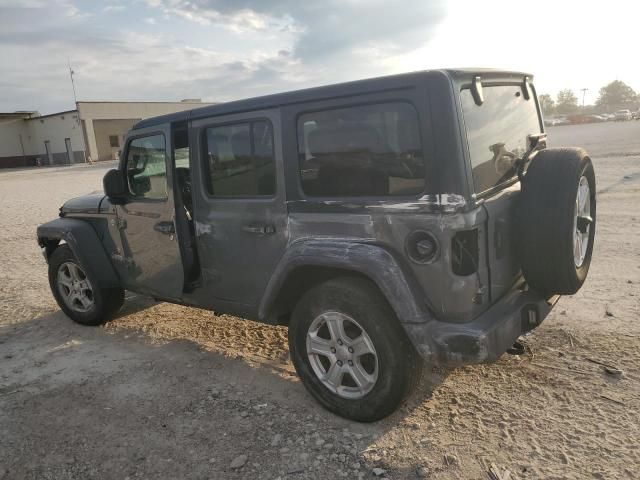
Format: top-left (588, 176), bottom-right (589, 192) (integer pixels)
top-left (539, 80), bottom-right (638, 115)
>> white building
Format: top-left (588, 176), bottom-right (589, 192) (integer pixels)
top-left (0, 100), bottom-right (213, 168)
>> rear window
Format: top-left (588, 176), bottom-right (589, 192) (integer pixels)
top-left (461, 85), bottom-right (541, 194)
top-left (297, 102), bottom-right (425, 197)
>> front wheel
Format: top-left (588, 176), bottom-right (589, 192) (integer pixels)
top-left (289, 277), bottom-right (422, 422)
top-left (48, 244), bottom-right (125, 326)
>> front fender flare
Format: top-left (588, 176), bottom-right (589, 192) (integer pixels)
top-left (259, 240), bottom-right (432, 325)
top-left (37, 217), bottom-right (121, 288)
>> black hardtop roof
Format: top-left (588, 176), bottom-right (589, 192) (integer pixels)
top-left (132, 68), bottom-right (532, 130)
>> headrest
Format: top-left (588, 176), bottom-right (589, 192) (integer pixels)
top-left (397, 118), bottom-right (420, 153)
top-left (230, 130), bottom-right (251, 158)
top-left (207, 133), bottom-right (227, 159)
top-left (307, 124), bottom-right (383, 157)
top-left (316, 164), bottom-right (389, 196)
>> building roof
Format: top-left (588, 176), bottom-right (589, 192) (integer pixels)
top-left (27, 109), bottom-right (78, 121)
top-left (76, 100), bottom-right (210, 105)
top-left (0, 111), bottom-right (39, 120)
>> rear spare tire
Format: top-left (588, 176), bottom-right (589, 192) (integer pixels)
top-left (518, 148), bottom-right (596, 295)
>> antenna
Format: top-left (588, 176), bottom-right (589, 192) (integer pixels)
top-left (68, 58), bottom-right (78, 105)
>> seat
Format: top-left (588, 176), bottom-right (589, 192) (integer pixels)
top-left (305, 124), bottom-right (389, 196)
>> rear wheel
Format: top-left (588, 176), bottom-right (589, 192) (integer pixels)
top-left (289, 277), bottom-right (422, 422)
top-left (48, 244), bottom-right (125, 326)
top-left (518, 148), bottom-right (596, 295)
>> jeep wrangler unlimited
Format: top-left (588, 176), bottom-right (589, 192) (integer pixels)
top-left (37, 69), bottom-right (596, 422)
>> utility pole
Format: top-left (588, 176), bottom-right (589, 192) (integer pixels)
top-left (68, 59), bottom-right (78, 104)
top-left (581, 88), bottom-right (588, 110)
top-left (68, 59), bottom-right (88, 163)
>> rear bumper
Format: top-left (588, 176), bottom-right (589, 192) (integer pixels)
top-left (404, 284), bottom-right (560, 366)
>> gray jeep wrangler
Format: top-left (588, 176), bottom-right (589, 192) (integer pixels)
top-left (37, 69), bottom-right (596, 422)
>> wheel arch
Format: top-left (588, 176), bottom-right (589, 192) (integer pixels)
top-left (37, 217), bottom-right (121, 289)
top-left (259, 240), bottom-right (432, 326)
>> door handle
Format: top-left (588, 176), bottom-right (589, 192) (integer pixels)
top-left (154, 221), bottom-right (176, 235)
top-left (242, 224), bottom-right (275, 235)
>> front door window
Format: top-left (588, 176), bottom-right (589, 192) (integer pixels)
top-left (126, 134), bottom-right (167, 199)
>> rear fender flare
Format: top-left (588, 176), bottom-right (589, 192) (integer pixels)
top-left (259, 240), bottom-right (432, 325)
top-left (37, 217), bottom-right (121, 288)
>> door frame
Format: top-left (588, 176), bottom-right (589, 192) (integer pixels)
top-left (64, 137), bottom-right (73, 164)
top-left (44, 140), bottom-right (53, 165)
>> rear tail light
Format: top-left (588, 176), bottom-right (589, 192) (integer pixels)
top-left (451, 229), bottom-right (478, 276)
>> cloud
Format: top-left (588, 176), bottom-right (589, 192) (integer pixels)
top-left (103, 5), bottom-right (126, 12)
top-left (0, 0), bottom-right (446, 113)
top-left (144, 1), bottom-right (446, 61)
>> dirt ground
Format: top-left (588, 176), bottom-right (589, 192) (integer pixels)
top-left (1, 121), bottom-right (639, 480)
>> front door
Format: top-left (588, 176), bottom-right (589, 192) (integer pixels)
top-left (113, 125), bottom-right (184, 299)
top-left (190, 109), bottom-right (288, 307)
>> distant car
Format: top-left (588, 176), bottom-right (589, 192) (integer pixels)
top-left (544, 116), bottom-right (570, 126)
top-left (568, 114), bottom-right (605, 124)
top-left (614, 109), bottom-right (632, 121)
top-left (600, 113), bottom-right (615, 121)
top-left (633, 110), bottom-right (640, 120)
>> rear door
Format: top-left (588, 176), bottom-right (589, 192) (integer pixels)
top-left (189, 109), bottom-right (288, 306)
top-left (459, 83), bottom-right (543, 300)
top-left (113, 125), bottom-right (184, 299)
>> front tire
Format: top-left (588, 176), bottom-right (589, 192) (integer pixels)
top-left (48, 244), bottom-right (125, 326)
top-left (289, 277), bottom-right (422, 422)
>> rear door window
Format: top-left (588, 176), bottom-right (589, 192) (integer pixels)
top-left (297, 102), bottom-right (425, 197)
top-left (203, 120), bottom-right (276, 197)
top-left (460, 85), bottom-right (541, 194)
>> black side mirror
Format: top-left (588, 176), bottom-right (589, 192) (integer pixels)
top-left (103, 169), bottom-right (127, 204)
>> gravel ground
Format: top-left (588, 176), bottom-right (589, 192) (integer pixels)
top-left (1, 122), bottom-right (639, 480)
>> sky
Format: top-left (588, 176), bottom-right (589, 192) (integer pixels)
top-left (1, 0), bottom-right (639, 114)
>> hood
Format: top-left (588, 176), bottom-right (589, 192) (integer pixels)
top-left (59, 191), bottom-right (106, 216)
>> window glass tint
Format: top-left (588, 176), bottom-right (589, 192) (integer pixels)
top-left (204, 120), bottom-right (275, 196)
top-left (297, 102), bottom-right (425, 197)
top-left (126, 134), bottom-right (167, 199)
top-left (461, 85), bottom-right (541, 193)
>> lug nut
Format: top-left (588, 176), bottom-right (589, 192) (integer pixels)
top-left (348, 360), bottom-right (353, 366)
top-left (337, 360), bottom-right (343, 366)
top-left (348, 347), bottom-right (354, 353)
top-left (330, 347), bottom-right (336, 353)
top-left (337, 339), bottom-right (343, 346)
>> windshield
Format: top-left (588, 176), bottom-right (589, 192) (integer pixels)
top-left (461, 85), bottom-right (541, 194)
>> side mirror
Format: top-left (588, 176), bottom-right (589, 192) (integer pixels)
top-left (103, 169), bottom-right (127, 204)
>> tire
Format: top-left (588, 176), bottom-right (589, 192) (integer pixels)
top-left (48, 244), bottom-right (125, 326)
top-left (518, 148), bottom-right (596, 295)
top-left (288, 276), bottom-right (423, 422)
